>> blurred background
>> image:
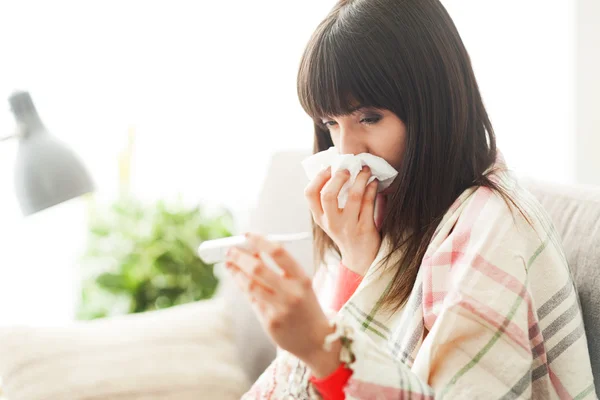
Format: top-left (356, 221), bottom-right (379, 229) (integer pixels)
top-left (0, 0), bottom-right (598, 326)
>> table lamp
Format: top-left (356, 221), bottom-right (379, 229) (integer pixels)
top-left (2, 91), bottom-right (94, 215)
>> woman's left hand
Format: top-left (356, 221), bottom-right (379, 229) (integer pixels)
top-left (224, 233), bottom-right (341, 377)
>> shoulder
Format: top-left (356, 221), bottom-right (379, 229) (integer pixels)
top-left (457, 172), bottom-right (548, 241)
top-left (444, 170), bottom-right (564, 272)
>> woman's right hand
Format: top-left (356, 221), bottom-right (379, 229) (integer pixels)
top-left (304, 166), bottom-right (381, 275)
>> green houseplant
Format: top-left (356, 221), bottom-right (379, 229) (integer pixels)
top-left (77, 197), bottom-right (233, 320)
top-left (77, 127), bottom-right (233, 320)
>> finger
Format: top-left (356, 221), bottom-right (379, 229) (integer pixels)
top-left (321, 169), bottom-right (351, 216)
top-left (226, 263), bottom-right (273, 314)
top-left (359, 180), bottom-right (379, 225)
top-left (225, 262), bottom-right (275, 298)
top-left (343, 166), bottom-right (371, 220)
top-left (304, 167), bottom-right (332, 220)
top-left (226, 247), bottom-right (281, 289)
top-left (244, 233), bottom-right (308, 280)
top-left (249, 278), bottom-right (280, 308)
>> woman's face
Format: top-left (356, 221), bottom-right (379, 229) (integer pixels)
top-left (321, 106), bottom-right (407, 175)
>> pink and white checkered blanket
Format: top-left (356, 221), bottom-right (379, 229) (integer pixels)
top-left (243, 169), bottom-right (596, 399)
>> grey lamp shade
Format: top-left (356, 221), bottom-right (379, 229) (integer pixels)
top-left (14, 134), bottom-right (94, 215)
top-left (9, 91), bottom-right (94, 216)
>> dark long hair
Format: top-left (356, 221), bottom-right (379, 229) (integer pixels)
top-left (298, 0), bottom-right (509, 311)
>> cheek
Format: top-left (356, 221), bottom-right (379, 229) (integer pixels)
top-left (377, 123), bottom-right (406, 169)
top-left (391, 135), bottom-right (406, 169)
top-left (329, 132), bottom-right (340, 147)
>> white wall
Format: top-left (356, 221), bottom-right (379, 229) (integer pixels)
top-left (443, 0), bottom-right (577, 184)
top-left (444, 0), bottom-right (600, 186)
top-left (576, 0), bottom-right (600, 185)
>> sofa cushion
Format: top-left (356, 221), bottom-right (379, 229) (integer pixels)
top-left (0, 297), bottom-right (249, 400)
top-left (523, 179), bottom-right (600, 392)
top-left (223, 150), bottom-right (313, 383)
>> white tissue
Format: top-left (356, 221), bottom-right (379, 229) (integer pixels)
top-left (301, 147), bottom-right (398, 208)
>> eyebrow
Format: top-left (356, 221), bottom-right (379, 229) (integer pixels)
top-left (321, 104), bottom-right (366, 120)
top-left (346, 105), bottom-right (365, 114)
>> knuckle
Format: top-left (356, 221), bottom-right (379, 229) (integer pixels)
top-left (348, 190), bottom-right (363, 203)
top-left (335, 170), bottom-right (349, 179)
top-left (256, 302), bottom-right (268, 313)
top-left (267, 317), bottom-right (281, 331)
top-left (287, 294), bottom-right (302, 307)
top-left (321, 190), bottom-right (337, 202)
top-left (249, 262), bottom-right (263, 276)
top-left (227, 248), bottom-right (239, 262)
top-left (269, 244), bottom-right (286, 258)
top-left (299, 277), bottom-right (313, 290)
top-left (304, 185), bottom-right (317, 198)
top-left (319, 167), bottom-right (331, 177)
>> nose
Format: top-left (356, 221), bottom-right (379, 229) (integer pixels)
top-left (338, 124), bottom-right (367, 155)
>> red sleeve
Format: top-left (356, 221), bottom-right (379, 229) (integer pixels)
top-left (309, 262), bottom-right (362, 399)
top-left (309, 363), bottom-right (353, 400)
top-left (331, 262), bottom-right (364, 312)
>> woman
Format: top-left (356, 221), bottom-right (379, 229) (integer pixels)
top-left (224, 0), bottom-right (596, 398)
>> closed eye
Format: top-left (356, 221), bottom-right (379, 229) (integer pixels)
top-left (321, 115), bottom-right (382, 128)
top-left (361, 115), bottom-right (381, 125)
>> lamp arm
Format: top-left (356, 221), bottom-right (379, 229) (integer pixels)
top-left (0, 125), bottom-right (25, 142)
top-left (0, 134), bottom-right (18, 142)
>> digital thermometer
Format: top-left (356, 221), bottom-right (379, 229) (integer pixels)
top-left (197, 232), bottom-right (311, 264)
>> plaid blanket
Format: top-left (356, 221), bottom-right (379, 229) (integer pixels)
top-left (243, 170), bottom-right (596, 399)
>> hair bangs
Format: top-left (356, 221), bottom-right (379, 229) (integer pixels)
top-left (297, 22), bottom-right (394, 123)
